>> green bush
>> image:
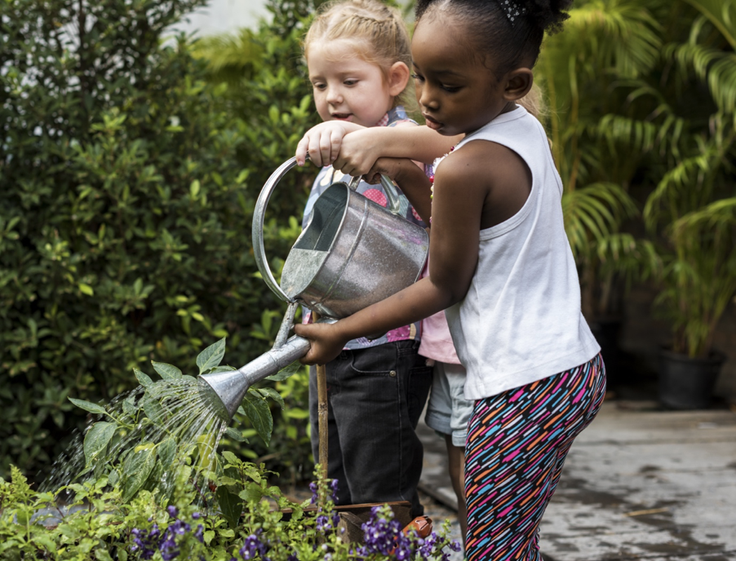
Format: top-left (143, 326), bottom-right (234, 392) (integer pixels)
top-left (0, 0), bottom-right (320, 482)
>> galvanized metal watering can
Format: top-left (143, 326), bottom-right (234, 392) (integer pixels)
top-left (200, 157), bottom-right (429, 420)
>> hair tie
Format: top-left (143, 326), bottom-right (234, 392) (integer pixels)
top-left (498, 0), bottom-right (526, 25)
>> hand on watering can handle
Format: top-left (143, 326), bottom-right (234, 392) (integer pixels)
top-left (295, 121), bottom-right (366, 168)
top-left (294, 321), bottom-right (348, 366)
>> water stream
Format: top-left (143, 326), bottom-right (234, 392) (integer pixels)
top-left (42, 377), bottom-right (229, 507)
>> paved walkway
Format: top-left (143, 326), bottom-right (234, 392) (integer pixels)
top-left (418, 399), bottom-right (736, 561)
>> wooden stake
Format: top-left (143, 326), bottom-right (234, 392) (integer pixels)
top-left (312, 312), bottom-right (329, 484)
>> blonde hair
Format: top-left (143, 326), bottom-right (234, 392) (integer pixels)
top-left (517, 82), bottom-right (546, 119)
top-left (303, 0), bottom-right (413, 108)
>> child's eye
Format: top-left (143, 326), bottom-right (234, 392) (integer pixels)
top-left (441, 84), bottom-right (461, 93)
top-left (411, 73), bottom-right (424, 82)
top-left (343, 79), bottom-right (358, 86)
top-left (312, 83), bottom-right (326, 91)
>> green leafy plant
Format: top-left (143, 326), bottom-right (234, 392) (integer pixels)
top-left (535, 0), bottom-right (664, 321)
top-left (45, 339), bottom-right (279, 505)
top-left (637, 0), bottom-right (736, 357)
top-left (0, 459), bottom-right (460, 561)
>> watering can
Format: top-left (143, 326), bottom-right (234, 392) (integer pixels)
top-left (200, 157), bottom-right (429, 420)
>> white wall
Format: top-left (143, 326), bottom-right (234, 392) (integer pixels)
top-left (173, 0), bottom-right (269, 37)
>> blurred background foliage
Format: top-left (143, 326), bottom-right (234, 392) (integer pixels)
top-left (0, 0), bottom-right (320, 483)
top-left (1, 0), bottom-right (734, 485)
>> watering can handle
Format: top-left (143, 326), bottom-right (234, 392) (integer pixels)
top-left (252, 157), bottom-right (405, 303)
top-left (252, 157), bottom-right (298, 303)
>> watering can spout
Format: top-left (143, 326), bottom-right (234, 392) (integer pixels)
top-left (199, 335), bottom-right (311, 421)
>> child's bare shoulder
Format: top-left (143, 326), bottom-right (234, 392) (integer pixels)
top-left (436, 140), bottom-right (524, 188)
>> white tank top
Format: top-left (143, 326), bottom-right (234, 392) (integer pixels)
top-left (443, 106), bottom-right (600, 400)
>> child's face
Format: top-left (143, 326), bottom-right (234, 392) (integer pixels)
top-left (307, 39), bottom-right (394, 127)
top-left (411, 15), bottom-right (516, 137)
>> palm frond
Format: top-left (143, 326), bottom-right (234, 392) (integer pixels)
top-left (643, 144), bottom-right (722, 227)
top-left (191, 29), bottom-right (264, 83)
top-left (657, 196), bottom-right (736, 356)
top-left (682, 0), bottom-right (736, 49)
top-left (562, 182), bottom-right (638, 257)
top-left (664, 42), bottom-right (736, 114)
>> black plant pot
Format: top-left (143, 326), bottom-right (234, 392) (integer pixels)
top-left (658, 348), bottom-right (726, 410)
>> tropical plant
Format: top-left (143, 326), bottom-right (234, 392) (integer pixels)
top-left (638, 0), bottom-right (736, 358)
top-left (535, 0), bottom-right (664, 321)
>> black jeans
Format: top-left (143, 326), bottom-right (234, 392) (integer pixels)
top-left (309, 340), bottom-right (432, 517)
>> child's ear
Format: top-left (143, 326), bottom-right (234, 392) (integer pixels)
top-left (504, 68), bottom-right (533, 101)
top-left (387, 61), bottom-right (411, 97)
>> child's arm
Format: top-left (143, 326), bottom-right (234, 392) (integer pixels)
top-left (296, 123), bottom-right (461, 170)
top-left (335, 126), bottom-right (460, 173)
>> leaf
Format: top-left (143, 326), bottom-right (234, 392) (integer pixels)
top-left (134, 368), bottom-right (153, 387)
top-left (256, 387), bottom-right (284, 409)
top-left (221, 450), bottom-right (240, 466)
top-left (121, 444), bottom-right (157, 502)
top-left (216, 485), bottom-right (243, 529)
top-left (33, 534), bottom-right (57, 554)
top-left (78, 283), bottom-right (94, 296)
top-left (141, 395), bottom-right (166, 424)
top-left (284, 407), bottom-right (309, 420)
top-left (266, 359), bottom-right (301, 381)
top-left (122, 395), bottom-right (137, 416)
top-left (69, 398), bottom-right (108, 417)
top-left (157, 437), bottom-right (177, 471)
top-left (196, 337), bottom-right (226, 374)
top-left (202, 365), bottom-right (236, 375)
top-left (239, 481), bottom-right (264, 503)
top-left (242, 392), bottom-right (273, 447)
top-left (224, 426), bottom-right (247, 442)
top-left (196, 433), bottom-right (218, 473)
top-left (95, 549), bottom-right (114, 561)
top-left (151, 361), bottom-right (182, 379)
top-left (83, 422), bottom-right (117, 467)
top-left (190, 179), bottom-right (200, 198)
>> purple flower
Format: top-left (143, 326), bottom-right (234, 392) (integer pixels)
top-left (170, 519), bottom-right (191, 535)
top-left (192, 512), bottom-right (201, 519)
top-left (359, 507), bottom-right (403, 556)
top-left (315, 514), bottom-right (332, 533)
top-left (329, 479), bottom-right (339, 501)
top-left (309, 481), bottom-right (318, 504)
top-left (194, 524), bottom-right (204, 543)
top-left (131, 528), bottom-right (156, 559)
top-left (239, 531), bottom-right (270, 561)
top-left (159, 527), bottom-right (180, 561)
top-left (167, 505), bottom-right (178, 518)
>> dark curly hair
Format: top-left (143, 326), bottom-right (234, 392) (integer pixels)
top-left (415, 0), bottom-right (573, 73)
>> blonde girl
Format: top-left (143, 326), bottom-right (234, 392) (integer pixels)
top-left (299, 0), bottom-right (432, 519)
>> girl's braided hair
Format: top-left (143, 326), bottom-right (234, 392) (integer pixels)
top-left (303, 0), bottom-right (413, 107)
top-left (415, 0), bottom-right (573, 73)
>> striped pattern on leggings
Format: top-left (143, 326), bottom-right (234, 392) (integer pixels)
top-left (464, 353), bottom-right (606, 561)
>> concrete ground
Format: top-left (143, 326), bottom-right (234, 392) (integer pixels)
top-left (417, 397), bottom-right (736, 561)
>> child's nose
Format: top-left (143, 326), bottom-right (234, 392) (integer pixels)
top-left (417, 85), bottom-right (437, 109)
top-left (326, 85), bottom-right (343, 104)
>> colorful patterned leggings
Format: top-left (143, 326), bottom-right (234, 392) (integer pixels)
top-left (464, 354), bottom-right (606, 560)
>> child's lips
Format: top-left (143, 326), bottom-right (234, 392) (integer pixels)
top-left (331, 113), bottom-right (352, 120)
top-left (423, 113), bottom-right (442, 130)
